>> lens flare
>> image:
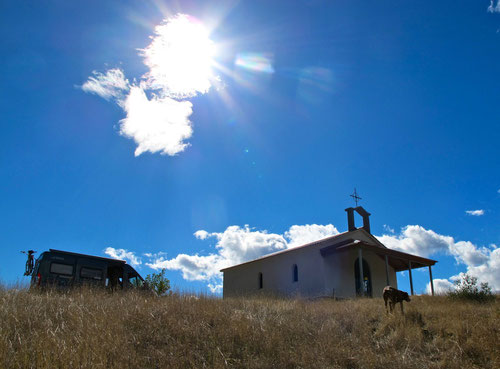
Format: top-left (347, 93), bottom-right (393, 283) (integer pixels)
top-left (234, 53), bottom-right (274, 74)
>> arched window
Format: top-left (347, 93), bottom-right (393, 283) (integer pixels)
top-left (292, 264), bottom-right (298, 282)
top-left (258, 272), bottom-right (263, 289)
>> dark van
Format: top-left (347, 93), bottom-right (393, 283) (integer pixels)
top-left (31, 249), bottom-right (146, 290)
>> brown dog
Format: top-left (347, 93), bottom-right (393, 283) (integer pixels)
top-left (383, 286), bottom-right (411, 314)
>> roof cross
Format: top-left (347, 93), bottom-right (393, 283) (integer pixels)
top-left (350, 188), bottom-right (362, 207)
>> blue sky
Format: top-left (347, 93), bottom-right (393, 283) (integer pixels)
top-left (1, 0), bottom-right (499, 294)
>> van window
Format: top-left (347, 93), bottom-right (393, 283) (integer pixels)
top-left (128, 275), bottom-right (143, 288)
top-left (50, 263), bottom-right (73, 276)
top-left (80, 267), bottom-right (103, 280)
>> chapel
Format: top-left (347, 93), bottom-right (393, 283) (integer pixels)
top-left (221, 206), bottom-right (437, 298)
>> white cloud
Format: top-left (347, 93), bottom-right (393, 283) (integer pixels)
top-left (104, 247), bottom-right (141, 267)
top-left (81, 69), bottom-right (129, 101)
top-left (146, 224), bottom-right (338, 293)
top-left (377, 225), bottom-right (453, 257)
top-left (497, 188), bottom-right (500, 194)
top-left (82, 14), bottom-right (216, 156)
top-left (143, 251), bottom-right (166, 258)
top-left (426, 279), bottom-right (455, 295)
top-left (383, 224), bottom-right (395, 234)
top-left (148, 253), bottom-right (223, 282)
top-left (459, 246), bottom-right (500, 290)
top-left (449, 241), bottom-right (490, 267)
top-left (207, 283), bottom-right (223, 294)
top-left (378, 228), bottom-right (500, 291)
top-left (145, 223), bottom-right (500, 294)
top-left (194, 230), bottom-right (209, 240)
top-left (285, 224), bottom-right (339, 247)
top-left (488, 0), bottom-right (500, 13)
top-left (119, 86), bottom-right (193, 156)
top-left (465, 209), bottom-right (484, 216)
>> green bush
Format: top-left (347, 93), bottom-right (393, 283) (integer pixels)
top-left (447, 273), bottom-right (494, 303)
top-left (144, 268), bottom-right (171, 296)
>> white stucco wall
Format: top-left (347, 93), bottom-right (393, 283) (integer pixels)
top-left (222, 229), bottom-right (398, 298)
top-left (222, 236), bottom-right (328, 298)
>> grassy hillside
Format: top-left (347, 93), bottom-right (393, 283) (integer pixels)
top-left (0, 288), bottom-right (498, 369)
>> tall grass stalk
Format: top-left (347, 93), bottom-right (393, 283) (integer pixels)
top-left (0, 288), bottom-right (497, 368)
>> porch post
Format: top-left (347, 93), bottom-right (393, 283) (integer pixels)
top-left (384, 255), bottom-right (390, 286)
top-left (408, 261), bottom-right (414, 296)
top-left (358, 248), bottom-right (364, 296)
top-left (429, 265), bottom-right (435, 296)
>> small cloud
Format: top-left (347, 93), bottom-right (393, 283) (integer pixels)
top-left (383, 224), bottom-right (395, 234)
top-left (427, 279), bottom-right (455, 295)
top-left (119, 86), bottom-right (193, 156)
top-left (82, 14), bottom-right (217, 157)
top-left (81, 69), bottom-right (129, 101)
top-left (104, 247), bottom-right (141, 267)
top-left (377, 225), bottom-right (453, 258)
top-left (450, 241), bottom-right (490, 267)
top-left (194, 230), bottom-right (210, 240)
top-left (284, 224), bottom-right (339, 248)
top-left (497, 188), bottom-right (500, 194)
top-left (465, 209), bottom-right (484, 216)
top-left (207, 283), bottom-right (222, 294)
top-left (488, 0), bottom-right (500, 13)
top-left (143, 251), bottom-right (166, 258)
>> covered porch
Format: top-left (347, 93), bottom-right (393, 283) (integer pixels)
top-left (321, 240), bottom-right (438, 296)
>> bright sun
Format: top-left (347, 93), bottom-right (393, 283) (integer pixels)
top-left (142, 14), bottom-right (216, 99)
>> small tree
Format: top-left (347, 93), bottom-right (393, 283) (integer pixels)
top-left (448, 273), bottom-right (494, 303)
top-left (145, 269), bottom-right (171, 296)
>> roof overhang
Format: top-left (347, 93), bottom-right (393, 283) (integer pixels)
top-left (320, 241), bottom-right (437, 272)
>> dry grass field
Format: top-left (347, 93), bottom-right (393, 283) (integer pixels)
top-left (0, 287), bottom-right (498, 369)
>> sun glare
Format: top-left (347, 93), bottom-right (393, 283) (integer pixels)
top-left (143, 14), bottom-right (216, 98)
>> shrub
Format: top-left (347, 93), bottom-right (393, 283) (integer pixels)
top-left (144, 268), bottom-right (171, 296)
top-left (447, 273), bottom-right (495, 303)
